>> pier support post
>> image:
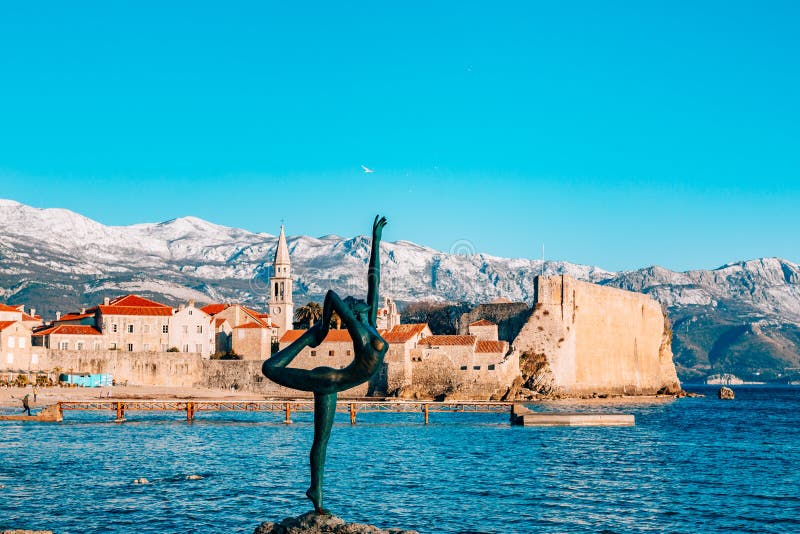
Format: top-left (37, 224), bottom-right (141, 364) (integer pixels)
top-left (349, 403), bottom-right (356, 425)
top-left (423, 403), bottom-right (429, 425)
top-left (187, 402), bottom-right (194, 422)
top-left (114, 401), bottom-right (125, 423)
top-left (284, 402), bottom-right (292, 424)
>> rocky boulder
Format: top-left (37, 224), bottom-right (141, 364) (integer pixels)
top-left (718, 386), bottom-right (735, 400)
top-left (253, 512), bottom-right (418, 534)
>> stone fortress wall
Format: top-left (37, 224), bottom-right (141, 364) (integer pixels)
top-left (34, 349), bottom-right (362, 397)
top-left (511, 275), bottom-right (681, 395)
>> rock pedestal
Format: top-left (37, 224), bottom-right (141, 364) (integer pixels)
top-left (253, 512), bottom-right (418, 534)
top-left (718, 386), bottom-right (735, 400)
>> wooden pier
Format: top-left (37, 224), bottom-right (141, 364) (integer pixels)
top-left (2, 400), bottom-right (635, 427)
top-left (54, 399), bottom-right (515, 424)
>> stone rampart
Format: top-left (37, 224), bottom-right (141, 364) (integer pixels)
top-left (512, 275), bottom-right (681, 395)
top-left (39, 350), bottom-right (204, 387)
top-left (38, 349), bottom-right (368, 397)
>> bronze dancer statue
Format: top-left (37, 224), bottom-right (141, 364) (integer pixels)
top-left (262, 215), bottom-right (389, 515)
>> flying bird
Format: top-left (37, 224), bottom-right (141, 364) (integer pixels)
top-left (361, 165), bottom-right (375, 173)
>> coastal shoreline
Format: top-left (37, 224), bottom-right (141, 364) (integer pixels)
top-left (0, 385), bottom-right (688, 410)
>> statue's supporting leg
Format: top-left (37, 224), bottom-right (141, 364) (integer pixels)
top-left (306, 391), bottom-right (337, 515)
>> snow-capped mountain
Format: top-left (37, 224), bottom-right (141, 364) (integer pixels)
top-left (0, 199), bottom-right (613, 307)
top-left (1, 199), bottom-right (798, 382)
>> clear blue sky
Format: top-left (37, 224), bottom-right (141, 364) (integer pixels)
top-left (1, 1), bottom-right (798, 272)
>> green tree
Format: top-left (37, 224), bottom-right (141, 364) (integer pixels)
top-left (294, 301), bottom-right (322, 329)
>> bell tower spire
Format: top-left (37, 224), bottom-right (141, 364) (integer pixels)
top-left (269, 225), bottom-right (293, 337)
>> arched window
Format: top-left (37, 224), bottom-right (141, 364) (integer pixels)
top-left (274, 282), bottom-right (279, 297)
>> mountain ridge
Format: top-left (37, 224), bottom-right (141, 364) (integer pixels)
top-left (0, 199), bottom-right (798, 382)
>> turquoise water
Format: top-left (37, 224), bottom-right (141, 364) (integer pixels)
top-left (1, 386), bottom-right (799, 533)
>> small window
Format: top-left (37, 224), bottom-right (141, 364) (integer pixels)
top-left (162, 325), bottom-right (169, 334)
top-left (31, 353), bottom-right (38, 364)
top-left (127, 324), bottom-right (134, 333)
top-left (18, 337), bottom-right (25, 348)
top-left (161, 344), bottom-right (167, 351)
top-left (310, 350), bottom-right (317, 357)
top-left (127, 344), bottom-right (134, 352)
top-left (189, 310), bottom-right (193, 315)
top-left (110, 343), bottom-right (117, 350)
top-left (76, 342), bottom-right (84, 350)
top-left (197, 325), bottom-right (203, 334)
top-left (94, 342), bottom-right (101, 350)
top-left (6, 353), bottom-right (13, 364)
top-left (143, 343), bottom-right (150, 351)
top-left (328, 350), bottom-right (335, 356)
top-left (112, 324), bottom-right (118, 333)
top-left (346, 349), bottom-right (351, 356)
top-left (488, 364), bottom-right (496, 370)
top-left (195, 344), bottom-right (202, 353)
top-left (143, 324), bottom-right (151, 334)
top-left (182, 325), bottom-right (189, 334)
top-left (8, 337), bottom-right (15, 348)
top-left (473, 365), bottom-right (480, 370)
top-left (60, 342), bottom-right (69, 350)
top-left (460, 365), bottom-right (467, 370)
top-left (183, 344), bottom-right (189, 352)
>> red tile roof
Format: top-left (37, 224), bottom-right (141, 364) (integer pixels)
top-left (98, 305), bottom-right (174, 316)
top-left (201, 304), bottom-right (269, 326)
top-left (214, 318), bottom-right (228, 328)
top-left (109, 294), bottom-right (171, 308)
top-left (22, 313), bottom-right (42, 322)
top-left (0, 304), bottom-right (23, 313)
top-left (240, 306), bottom-right (269, 326)
top-left (0, 321), bottom-right (18, 332)
top-left (476, 340), bottom-right (508, 353)
top-left (381, 323), bottom-right (429, 343)
top-left (33, 324), bottom-right (102, 336)
top-left (279, 329), bottom-right (353, 344)
top-left (469, 319), bottom-right (496, 327)
top-left (201, 303), bottom-right (229, 316)
top-left (419, 335), bottom-right (477, 347)
top-left (234, 322), bottom-right (268, 329)
top-left (56, 312), bottom-right (94, 322)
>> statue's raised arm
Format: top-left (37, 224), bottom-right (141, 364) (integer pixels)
top-left (367, 215), bottom-right (387, 328)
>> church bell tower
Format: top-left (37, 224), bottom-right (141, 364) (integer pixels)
top-left (269, 225), bottom-right (293, 337)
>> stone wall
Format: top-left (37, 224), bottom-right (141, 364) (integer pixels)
top-left (512, 275), bottom-right (681, 395)
top-left (458, 302), bottom-right (531, 342)
top-left (468, 323), bottom-right (499, 341)
top-left (39, 350), bottom-right (204, 387)
top-left (404, 349), bottom-right (519, 400)
top-left (35, 349), bottom-right (369, 397)
top-left (232, 326), bottom-right (271, 360)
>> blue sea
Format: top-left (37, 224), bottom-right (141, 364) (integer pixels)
top-left (1, 386), bottom-right (799, 533)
